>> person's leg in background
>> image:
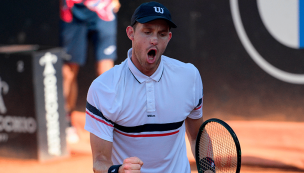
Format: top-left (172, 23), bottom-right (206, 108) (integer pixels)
top-left (94, 14), bottom-right (117, 76)
top-left (62, 63), bottom-right (79, 118)
top-left (61, 19), bottom-right (88, 143)
top-left (62, 63), bottom-right (80, 144)
top-left (63, 14), bottom-right (118, 144)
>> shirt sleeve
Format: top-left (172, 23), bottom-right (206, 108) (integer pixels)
top-left (84, 80), bottom-right (114, 142)
top-left (188, 67), bottom-right (203, 119)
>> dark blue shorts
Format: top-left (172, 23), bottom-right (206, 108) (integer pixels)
top-left (61, 13), bottom-right (117, 65)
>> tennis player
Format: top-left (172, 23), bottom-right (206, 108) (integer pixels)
top-left (85, 1), bottom-right (204, 173)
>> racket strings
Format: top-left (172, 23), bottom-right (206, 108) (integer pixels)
top-left (198, 122), bottom-right (238, 173)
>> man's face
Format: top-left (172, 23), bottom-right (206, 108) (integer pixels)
top-left (126, 19), bottom-right (172, 76)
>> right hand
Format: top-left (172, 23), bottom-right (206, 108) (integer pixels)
top-left (119, 157), bottom-right (143, 173)
top-left (111, 0), bottom-right (121, 13)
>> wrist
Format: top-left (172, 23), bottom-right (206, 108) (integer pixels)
top-left (108, 165), bottom-right (122, 173)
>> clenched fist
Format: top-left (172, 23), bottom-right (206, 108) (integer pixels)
top-left (119, 157), bottom-right (143, 173)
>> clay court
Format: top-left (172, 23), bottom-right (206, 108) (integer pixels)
top-left (1, 111), bottom-right (304, 173)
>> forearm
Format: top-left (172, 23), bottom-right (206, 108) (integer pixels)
top-left (90, 133), bottom-right (114, 173)
top-left (188, 136), bottom-right (196, 157)
top-left (185, 117), bottom-right (204, 157)
top-left (93, 155), bottom-right (113, 173)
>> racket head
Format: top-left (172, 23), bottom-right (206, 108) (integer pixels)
top-left (195, 118), bottom-right (241, 173)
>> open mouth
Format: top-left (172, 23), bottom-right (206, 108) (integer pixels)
top-left (148, 49), bottom-right (156, 58)
top-left (147, 48), bottom-right (157, 63)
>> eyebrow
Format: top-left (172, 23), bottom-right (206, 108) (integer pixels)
top-left (142, 25), bottom-right (169, 32)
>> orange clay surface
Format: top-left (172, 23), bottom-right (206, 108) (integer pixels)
top-left (1, 111), bottom-right (304, 173)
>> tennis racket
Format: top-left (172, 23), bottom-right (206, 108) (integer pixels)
top-left (195, 118), bottom-right (241, 173)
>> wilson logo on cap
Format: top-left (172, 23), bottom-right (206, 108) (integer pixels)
top-left (154, 7), bottom-right (164, 14)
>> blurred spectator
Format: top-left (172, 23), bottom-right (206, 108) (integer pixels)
top-left (60, 0), bottom-right (120, 143)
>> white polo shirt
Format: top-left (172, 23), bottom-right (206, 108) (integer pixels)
top-left (85, 48), bottom-right (203, 173)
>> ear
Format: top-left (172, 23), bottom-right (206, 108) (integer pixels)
top-left (126, 26), bottom-right (135, 41)
top-left (168, 32), bottom-right (172, 42)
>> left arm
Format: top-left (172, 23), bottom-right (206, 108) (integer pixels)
top-left (185, 116), bottom-right (204, 157)
top-left (186, 65), bottom-right (204, 157)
